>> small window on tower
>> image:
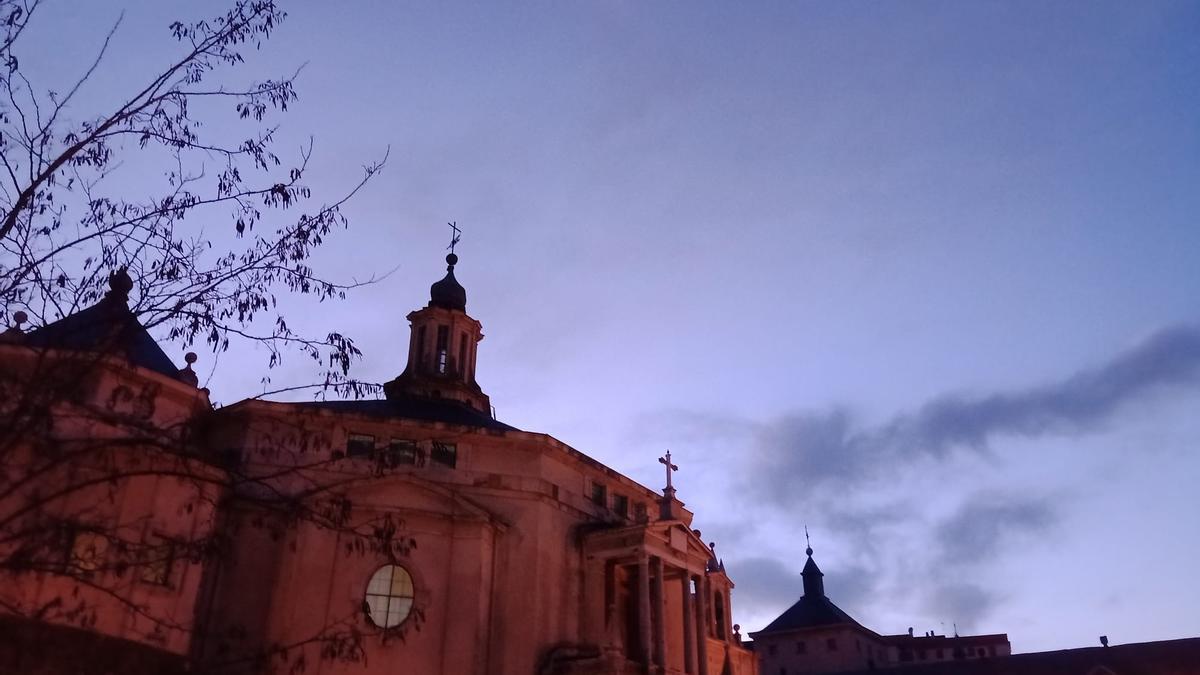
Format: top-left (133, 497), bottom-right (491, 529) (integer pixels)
top-left (612, 494), bottom-right (629, 517)
top-left (431, 442), bottom-right (457, 468)
top-left (826, 637), bottom-right (838, 651)
top-left (633, 502), bottom-right (648, 522)
top-left (347, 433), bottom-right (375, 458)
top-left (458, 334), bottom-right (467, 376)
top-left (436, 325), bottom-right (449, 374)
top-left (386, 439), bottom-right (420, 466)
top-left (795, 640), bottom-right (806, 654)
top-left (590, 482), bottom-right (607, 506)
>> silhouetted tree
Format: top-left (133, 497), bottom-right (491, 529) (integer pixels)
top-left (0, 2), bottom-right (416, 672)
top-left (0, 0), bottom-right (384, 383)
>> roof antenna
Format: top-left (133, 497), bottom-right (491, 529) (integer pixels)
top-left (805, 525), bottom-right (813, 556)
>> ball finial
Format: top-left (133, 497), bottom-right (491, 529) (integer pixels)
top-left (184, 352), bottom-right (198, 365)
top-left (12, 310), bottom-right (27, 327)
top-left (446, 252), bottom-right (458, 267)
top-left (806, 546), bottom-right (814, 557)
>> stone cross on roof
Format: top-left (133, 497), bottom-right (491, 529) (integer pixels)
top-left (658, 450), bottom-right (678, 492)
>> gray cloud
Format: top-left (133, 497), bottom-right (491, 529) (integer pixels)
top-left (908, 492), bottom-right (1059, 630)
top-left (923, 583), bottom-right (996, 634)
top-left (753, 324), bottom-right (1200, 501)
top-left (935, 493), bottom-right (1057, 566)
top-left (728, 557), bottom-right (806, 612)
top-left (884, 324), bottom-right (1200, 457)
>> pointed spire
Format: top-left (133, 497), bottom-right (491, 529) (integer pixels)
top-left (801, 530), bottom-right (825, 598)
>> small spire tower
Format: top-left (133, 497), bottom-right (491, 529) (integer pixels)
top-left (383, 229), bottom-right (490, 413)
top-left (801, 533), bottom-right (825, 598)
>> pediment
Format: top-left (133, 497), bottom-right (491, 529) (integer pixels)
top-left (583, 519), bottom-right (716, 573)
top-left (349, 473), bottom-right (507, 529)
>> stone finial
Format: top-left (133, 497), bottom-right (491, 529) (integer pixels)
top-left (1, 310), bottom-right (28, 343)
top-left (178, 351), bottom-right (199, 387)
top-left (107, 267), bottom-right (134, 303)
top-left (429, 251), bottom-right (466, 311)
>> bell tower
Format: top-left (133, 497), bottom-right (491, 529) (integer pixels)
top-left (383, 251), bottom-right (491, 413)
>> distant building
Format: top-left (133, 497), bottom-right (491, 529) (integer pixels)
top-left (749, 545), bottom-right (1008, 674)
top-left (843, 637), bottom-right (1200, 675)
top-left (881, 631), bottom-right (1011, 668)
top-left (749, 548), bottom-right (1200, 675)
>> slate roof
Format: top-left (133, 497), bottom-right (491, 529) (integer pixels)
top-left (842, 637), bottom-right (1200, 675)
top-left (754, 551), bottom-right (871, 635)
top-left (21, 293), bottom-right (182, 381)
top-left (291, 396), bottom-right (518, 432)
top-left (756, 593), bottom-right (867, 634)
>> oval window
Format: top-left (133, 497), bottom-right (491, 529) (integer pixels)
top-left (364, 564), bottom-right (415, 628)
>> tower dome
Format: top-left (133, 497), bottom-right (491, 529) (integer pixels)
top-left (429, 253), bottom-right (466, 311)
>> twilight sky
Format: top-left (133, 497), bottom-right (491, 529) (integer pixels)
top-left (21, 0), bottom-right (1200, 654)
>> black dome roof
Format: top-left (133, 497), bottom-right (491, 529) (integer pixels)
top-left (429, 253), bottom-right (466, 311)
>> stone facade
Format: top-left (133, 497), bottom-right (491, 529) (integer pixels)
top-left (0, 258), bottom-right (758, 675)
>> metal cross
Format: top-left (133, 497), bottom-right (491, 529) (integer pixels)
top-left (447, 221), bottom-right (462, 253)
top-left (658, 450), bottom-right (678, 490)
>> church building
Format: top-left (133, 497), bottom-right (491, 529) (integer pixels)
top-left (750, 545), bottom-right (1008, 675)
top-left (0, 252), bottom-right (759, 675)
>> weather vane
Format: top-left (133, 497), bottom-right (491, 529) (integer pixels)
top-left (447, 221), bottom-right (462, 254)
top-left (805, 525), bottom-right (813, 556)
top-left (658, 450), bottom-right (678, 491)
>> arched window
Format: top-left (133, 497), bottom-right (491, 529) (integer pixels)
top-left (365, 564), bottom-right (415, 629)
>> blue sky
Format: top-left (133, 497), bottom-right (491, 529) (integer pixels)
top-left (19, 0), bottom-right (1200, 653)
